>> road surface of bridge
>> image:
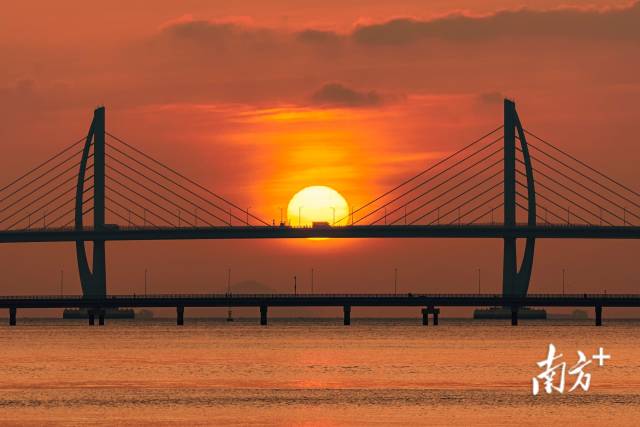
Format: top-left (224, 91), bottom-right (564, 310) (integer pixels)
top-left (0, 224), bottom-right (639, 243)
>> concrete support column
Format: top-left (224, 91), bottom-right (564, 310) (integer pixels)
top-left (343, 305), bottom-right (351, 326)
top-left (433, 309), bottom-right (439, 326)
top-left (595, 305), bottom-right (602, 326)
top-left (421, 308), bottom-right (429, 326)
top-left (177, 305), bottom-right (184, 326)
top-left (503, 100), bottom-right (517, 297)
top-left (88, 310), bottom-right (95, 326)
top-left (260, 305), bottom-right (268, 325)
top-left (9, 307), bottom-right (16, 326)
top-left (511, 307), bottom-right (518, 326)
top-left (98, 309), bottom-right (105, 326)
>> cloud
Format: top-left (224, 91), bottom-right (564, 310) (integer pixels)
top-left (352, 3), bottom-right (640, 45)
top-left (164, 20), bottom-right (239, 41)
top-left (156, 2), bottom-right (640, 51)
top-left (310, 83), bottom-right (384, 108)
top-left (157, 19), bottom-right (284, 53)
top-left (5, 2), bottom-right (640, 114)
top-left (295, 29), bottom-right (342, 44)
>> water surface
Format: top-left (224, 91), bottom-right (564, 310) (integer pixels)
top-left (0, 318), bottom-right (638, 425)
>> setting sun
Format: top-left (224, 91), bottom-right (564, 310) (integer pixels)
top-left (287, 186), bottom-right (349, 227)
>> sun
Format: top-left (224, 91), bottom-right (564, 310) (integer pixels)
top-left (287, 186), bottom-right (349, 227)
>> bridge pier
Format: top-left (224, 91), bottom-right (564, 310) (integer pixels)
top-left (343, 305), bottom-right (351, 325)
top-left (9, 307), bottom-right (16, 326)
top-left (177, 306), bottom-right (184, 326)
top-left (88, 310), bottom-right (95, 326)
top-left (260, 305), bottom-right (268, 325)
top-left (595, 305), bottom-right (602, 326)
top-left (98, 309), bottom-right (105, 326)
top-left (76, 107), bottom-right (107, 301)
top-left (511, 307), bottom-right (518, 326)
top-left (421, 307), bottom-right (440, 326)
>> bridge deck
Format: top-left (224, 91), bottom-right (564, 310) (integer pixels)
top-left (1, 224), bottom-right (640, 243)
top-left (1, 293), bottom-right (639, 309)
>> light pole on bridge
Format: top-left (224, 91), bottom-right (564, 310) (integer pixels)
top-left (394, 268), bottom-right (398, 294)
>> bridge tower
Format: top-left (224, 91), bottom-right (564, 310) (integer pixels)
top-left (502, 99), bottom-right (536, 296)
top-left (75, 107), bottom-right (107, 297)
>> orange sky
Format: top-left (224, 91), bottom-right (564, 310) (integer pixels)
top-left (0, 1), bottom-right (639, 314)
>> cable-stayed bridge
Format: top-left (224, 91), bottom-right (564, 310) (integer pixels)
top-left (1, 99), bottom-right (639, 325)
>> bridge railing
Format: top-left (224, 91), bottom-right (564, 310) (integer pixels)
top-left (0, 293), bottom-right (638, 299)
top-left (4, 223), bottom-right (640, 234)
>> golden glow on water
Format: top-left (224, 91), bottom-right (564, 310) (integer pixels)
top-left (287, 186), bottom-right (349, 227)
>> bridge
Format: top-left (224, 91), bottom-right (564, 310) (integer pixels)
top-left (2, 224), bottom-right (640, 242)
top-left (1, 293), bottom-right (638, 327)
top-left (1, 99), bottom-right (639, 326)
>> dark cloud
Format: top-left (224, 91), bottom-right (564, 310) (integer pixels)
top-left (310, 83), bottom-right (384, 107)
top-left (164, 20), bottom-right (239, 41)
top-left (158, 19), bottom-right (283, 52)
top-left (295, 29), bottom-right (342, 44)
top-left (16, 2), bottom-right (636, 110)
top-left (353, 3), bottom-right (640, 45)
top-left (157, 3), bottom-right (640, 52)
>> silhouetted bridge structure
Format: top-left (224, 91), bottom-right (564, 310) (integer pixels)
top-left (2, 293), bottom-right (638, 327)
top-left (1, 99), bottom-right (639, 326)
top-left (2, 224), bottom-right (640, 242)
